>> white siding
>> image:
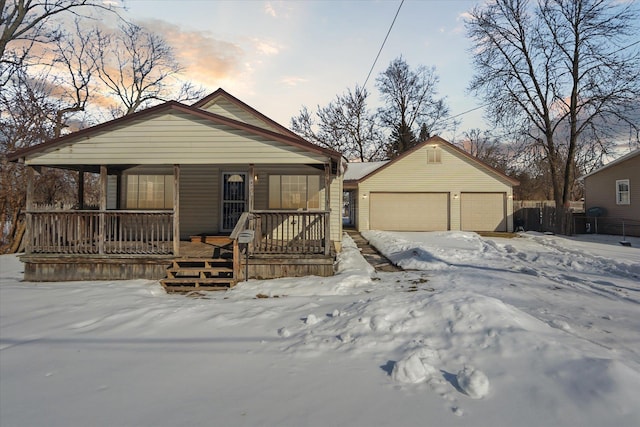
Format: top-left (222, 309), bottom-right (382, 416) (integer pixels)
top-left (330, 172), bottom-right (343, 244)
top-left (357, 144), bottom-right (514, 231)
top-left (26, 111), bottom-right (328, 166)
top-left (199, 97), bottom-right (283, 134)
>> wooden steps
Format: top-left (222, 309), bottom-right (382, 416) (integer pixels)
top-left (161, 258), bottom-right (236, 293)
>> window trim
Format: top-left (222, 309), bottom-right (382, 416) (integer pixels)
top-left (616, 179), bottom-right (630, 205)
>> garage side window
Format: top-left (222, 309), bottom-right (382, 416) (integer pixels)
top-left (616, 179), bottom-right (630, 205)
top-left (125, 175), bottom-right (174, 209)
top-left (268, 175), bottom-right (320, 209)
top-left (427, 147), bottom-right (441, 164)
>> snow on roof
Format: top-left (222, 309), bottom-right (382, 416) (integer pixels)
top-left (344, 161), bottom-right (389, 181)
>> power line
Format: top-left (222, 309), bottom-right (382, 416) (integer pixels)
top-left (447, 103), bottom-right (489, 120)
top-left (362, 0), bottom-right (404, 89)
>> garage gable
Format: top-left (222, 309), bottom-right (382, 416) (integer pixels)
top-left (358, 137), bottom-right (516, 190)
top-left (352, 136), bottom-right (517, 232)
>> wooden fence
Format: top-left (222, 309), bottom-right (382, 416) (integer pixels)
top-left (513, 201), bottom-right (581, 235)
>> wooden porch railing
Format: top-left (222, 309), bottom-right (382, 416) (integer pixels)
top-left (26, 211), bottom-right (174, 255)
top-left (251, 210), bottom-right (330, 255)
top-left (231, 210), bottom-right (331, 255)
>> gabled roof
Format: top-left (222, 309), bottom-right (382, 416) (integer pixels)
top-left (8, 93), bottom-right (341, 163)
top-left (192, 88), bottom-right (302, 140)
top-left (579, 149), bottom-right (640, 180)
top-left (344, 136), bottom-right (519, 186)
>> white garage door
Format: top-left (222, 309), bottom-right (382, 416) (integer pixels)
top-left (461, 192), bottom-right (506, 232)
top-left (370, 192), bottom-right (449, 231)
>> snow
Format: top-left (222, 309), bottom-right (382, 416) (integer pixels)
top-left (1, 231), bottom-right (639, 427)
top-left (457, 366), bottom-right (490, 399)
top-left (343, 161), bottom-right (388, 181)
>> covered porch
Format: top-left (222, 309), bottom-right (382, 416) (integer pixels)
top-left (20, 162), bottom-right (338, 286)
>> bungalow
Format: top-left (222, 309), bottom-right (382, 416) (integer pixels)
top-left (8, 89), bottom-right (344, 290)
top-left (344, 136), bottom-right (519, 233)
top-left (580, 149), bottom-right (640, 236)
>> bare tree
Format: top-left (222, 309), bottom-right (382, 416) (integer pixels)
top-left (49, 19), bottom-right (97, 136)
top-left (291, 86), bottom-right (384, 161)
top-left (0, 65), bottom-right (56, 251)
top-left (457, 128), bottom-right (511, 173)
top-left (0, 0), bottom-right (119, 84)
top-left (467, 0), bottom-right (640, 216)
top-left (376, 57), bottom-right (452, 158)
top-left (91, 22), bottom-right (204, 116)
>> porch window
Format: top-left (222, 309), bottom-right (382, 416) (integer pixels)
top-left (268, 175), bottom-right (320, 209)
top-left (616, 179), bottom-right (630, 205)
top-left (125, 175), bottom-right (174, 209)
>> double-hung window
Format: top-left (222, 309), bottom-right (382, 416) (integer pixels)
top-left (616, 179), bottom-right (630, 205)
top-left (125, 175), bottom-right (174, 209)
top-left (269, 175), bottom-right (320, 209)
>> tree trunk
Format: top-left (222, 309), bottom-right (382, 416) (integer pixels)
top-left (8, 218), bottom-right (26, 254)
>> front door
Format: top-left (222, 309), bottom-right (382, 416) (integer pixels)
top-left (221, 172), bottom-right (247, 232)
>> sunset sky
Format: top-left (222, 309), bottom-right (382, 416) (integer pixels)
top-left (121, 0), bottom-right (484, 138)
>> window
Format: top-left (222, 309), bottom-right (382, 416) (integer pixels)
top-left (427, 146), bottom-right (441, 163)
top-left (268, 175), bottom-right (320, 209)
top-left (125, 175), bottom-right (174, 209)
top-left (616, 179), bottom-right (630, 205)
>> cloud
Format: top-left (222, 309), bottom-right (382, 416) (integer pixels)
top-left (251, 38), bottom-right (281, 56)
top-left (281, 76), bottom-right (308, 87)
top-left (263, 1), bottom-right (294, 19)
top-left (264, 2), bottom-right (277, 18)
top-left (139, 19), bottom-right (245, 85)
top-left (458, 11), bottom-right (474, 22)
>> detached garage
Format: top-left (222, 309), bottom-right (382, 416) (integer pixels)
top-left (344, 136), bottom-right (519, 233)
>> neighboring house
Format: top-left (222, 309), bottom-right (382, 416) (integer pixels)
top-left (8, 89), bottom-right (343, 287)
top-left (343, 136), bottom-right (519, 232)
top-left (580, 149), bottom-right (640, 236)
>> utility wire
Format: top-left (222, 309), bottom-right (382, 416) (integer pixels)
top-left (362, 0), bottom-right (404, 89)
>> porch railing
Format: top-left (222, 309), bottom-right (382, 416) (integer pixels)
top-left (231, 210), bottom-right (331, 256)
top-left (26, 211), bottom-right (174, 255)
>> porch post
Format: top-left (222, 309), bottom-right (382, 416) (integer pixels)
top-left (77, 169), bottom-right (85, 209)
top-left (173, 164), bottom-right (180, 256)
top-left (115, 171), bottom-right (122, 209)
top-left (24, 165), bottom-right (35, 254)
top-left (248, 163), bottom-right (255, 212)
top-left (98, 165), bottom-right (107, 254)
top-left (324, 162), bottom-right (331, 255)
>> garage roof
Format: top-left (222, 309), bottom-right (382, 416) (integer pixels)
top-left (344, 136), bottom-right (519, 186)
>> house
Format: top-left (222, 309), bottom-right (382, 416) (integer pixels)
top-left (343, 136), bottom-right (519, 232)
top-left (580, 149), bottom-right (640, 236)
top-left (8, 89), bottom-right (344, 289)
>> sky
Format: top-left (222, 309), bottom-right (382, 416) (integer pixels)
top-left (121, 0), bottom-right (483, 140)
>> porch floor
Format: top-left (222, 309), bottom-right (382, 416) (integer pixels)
top-left (178, 240), bottom-right (233, 259)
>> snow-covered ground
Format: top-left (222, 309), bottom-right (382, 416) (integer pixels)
top-left (1, 231), bottom-right (639, 427)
